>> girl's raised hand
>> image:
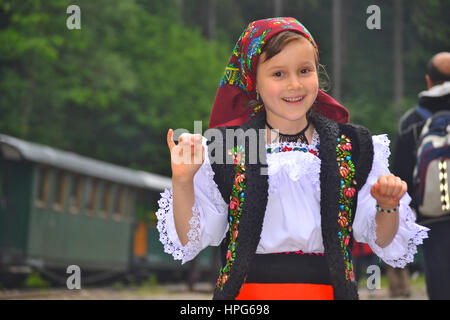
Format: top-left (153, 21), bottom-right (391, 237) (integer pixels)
top-left (370, 174), bottom-right (407, 210)
top-left (167, 129), bottom-right (205, 182)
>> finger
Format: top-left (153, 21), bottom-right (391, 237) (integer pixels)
top-left (192, 136), bottom-right (204, 165)
top-left (167, 129), bottom-right (176, 151)
top-left (179, 133), bottom-right (194, 150)
top-left (178, 132), bottom-right (189, 143)
top-left (389, 176), bottom-right (403, 197)
top-left (378, 175), bottom-right (387, 184)
top-left (384, 175), bottom-right (398, 197)
top-left (370, 183), bottom-right (380, 198)
top-left (377, 175), bottom-right (389, 196)
top-left (393, 180), bottom-right (407, 200)
top-left (187, 134), bottom-right (202, 149)
top-left (191, 134), bottom-right (202, 146)
top-left (402, 180), bottom-right (408, 193)
top-left (173, 133), bottom-right (192, 164)
top-left (384, 176), bottom-right (395, 197)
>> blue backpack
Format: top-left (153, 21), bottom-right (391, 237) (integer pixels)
top-left (413, 106), bottom-right (450, 222)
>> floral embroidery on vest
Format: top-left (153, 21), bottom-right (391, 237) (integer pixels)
top-left (216, 145), bottom-right (246, 289)
top-left (336, 134), bottom-right (357, 281)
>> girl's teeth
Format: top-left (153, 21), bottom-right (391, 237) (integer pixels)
top-left (284, 97), bottom-right (303, 102)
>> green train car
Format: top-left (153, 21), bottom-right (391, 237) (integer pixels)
top-left (0, 134), bottom-right (216, 286)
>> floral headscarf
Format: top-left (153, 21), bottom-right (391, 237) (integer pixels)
top-left (209, 17), bottom-right (349, 128)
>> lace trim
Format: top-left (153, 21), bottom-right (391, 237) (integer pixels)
top-left (367, 199), bottom-right (429, 268)
top-left (365, 135), bottom-right (429, 267)
top-left (156, 188), bottom-right (202, 264)
top-left (372, 134), bottom-right (391, 170)
top-left (266, 129), bottom-right (320, 153)
top-left (155, 153), bottom-right (227, 264)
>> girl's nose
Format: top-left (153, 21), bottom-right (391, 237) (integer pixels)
top-left (287, 76), bottom-right (303, 91)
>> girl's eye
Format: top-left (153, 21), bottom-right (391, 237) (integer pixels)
top-left (273, 71), bottom-right (283, 77)
top-left (300, 68), bottom-right (310, 74)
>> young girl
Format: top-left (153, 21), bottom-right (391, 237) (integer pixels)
top-left (158, 17), bottom-right (429, 300)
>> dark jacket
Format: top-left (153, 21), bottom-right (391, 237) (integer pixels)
top-left (207, 108), bottom-right (374, 300)
top-left (392, 81), bottom-right (450, 221)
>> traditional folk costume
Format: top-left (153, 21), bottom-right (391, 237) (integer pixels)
top-left (156, 18), bottom-right (429, 300)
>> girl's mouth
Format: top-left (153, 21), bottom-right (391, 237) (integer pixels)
top-left (282, 96), bottom-right (304, 103)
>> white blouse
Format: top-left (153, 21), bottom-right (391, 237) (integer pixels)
top-left (156, 130), bottom-right (429, 268)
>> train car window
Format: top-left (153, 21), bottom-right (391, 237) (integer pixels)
top-left (69, 175), bottom-right (82, 214)
top-left (81, 178), bottom-right (92, 214)
top-left (53, 170), bottom-right (67, 212)
top-left (113, 186), bottom-right (124, 220)
top-left (35, 166), bottom-right (50, 208)
top-left (100, 182), bottom-right (111, 218)
top-left (125, 190), bottom-right (135, 219)
top-left (88, 179), bottom-right (98, 216)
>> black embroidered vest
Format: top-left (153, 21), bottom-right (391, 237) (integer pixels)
top-left (207, 109), bottom-right (374, 300)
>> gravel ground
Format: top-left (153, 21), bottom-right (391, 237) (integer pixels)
top-left (0, 282), bottom-right (428, 300)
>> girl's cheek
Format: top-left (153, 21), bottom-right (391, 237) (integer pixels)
top-left (307, 75), bottom-right (319, 90)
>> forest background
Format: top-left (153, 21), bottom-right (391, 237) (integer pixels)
top-left (1, 0), bottom-right (449, 177)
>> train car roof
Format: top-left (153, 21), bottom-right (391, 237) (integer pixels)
top-left (0, 134), bottom-right (172, 191)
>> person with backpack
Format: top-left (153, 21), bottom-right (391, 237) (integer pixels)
top-left (392, 52), bottom-right (450, 299)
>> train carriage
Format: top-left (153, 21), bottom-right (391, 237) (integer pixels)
top-left (0, 134), bottom-right (215, 287)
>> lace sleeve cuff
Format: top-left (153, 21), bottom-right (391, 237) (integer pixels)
top-left (155, 139), bottom-right (228, 265)
top-left (156, 188), bottom-right (202, 265)
top-left (354, 134), bottom-right (429, 268)
top-left (366, 194), bottom-right (429, 268)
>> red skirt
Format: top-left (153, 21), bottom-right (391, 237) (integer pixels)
top-left (235, 251), bottom-right (334, 300)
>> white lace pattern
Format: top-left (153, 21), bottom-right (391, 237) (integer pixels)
top-left (367, 196), bottom-right (429, 268)
top-left (155, 150), bottom-right (228, 264)
top-left (156, 188), bottom-right (202, 264)
top-left (360, 134), bottom-right (429, 268)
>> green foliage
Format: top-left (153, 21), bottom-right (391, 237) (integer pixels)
top-left (141, 273), bottom-right (159, 288)
top-left (24, 272), bottom-right (50, 289)
top-left (0, 0), bottom-right (229, 176)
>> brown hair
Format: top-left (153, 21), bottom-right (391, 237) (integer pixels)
top-left (261, 31), bottom-right (318, 65)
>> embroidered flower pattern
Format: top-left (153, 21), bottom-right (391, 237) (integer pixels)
top-left (220, 62), bottom-right (243, 89)
top-left (216, 145), bottom-right (246, 290)
top-left (275, 250), bottom-right (324, 256)
top-left (266, 144), bottom-right (319, 155)
top-left (246, 29), bottom-right (270, 72)
top-left (336, 135), bottom-right (357, 282)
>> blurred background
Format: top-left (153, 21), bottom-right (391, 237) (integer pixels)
top-left (0, 0), bottom-right (449, 299)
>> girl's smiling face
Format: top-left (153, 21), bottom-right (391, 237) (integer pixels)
top-left (256, 37), bottom-right (319, 132)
